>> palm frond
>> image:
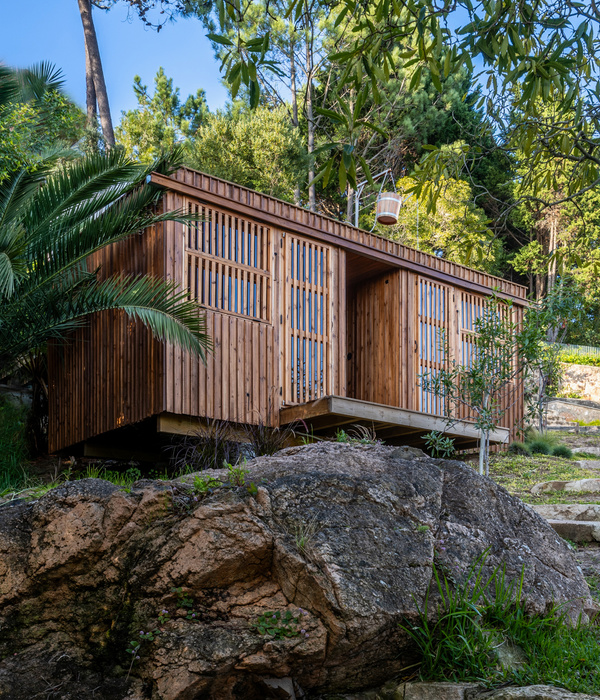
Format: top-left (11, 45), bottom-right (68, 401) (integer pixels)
top-left (0, 275), bottom-right (210, 376)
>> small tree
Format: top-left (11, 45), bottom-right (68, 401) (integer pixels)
top-left (420, 295), bottom-right (523, 477)
top-left (519, 278), bottom-right (581, 434)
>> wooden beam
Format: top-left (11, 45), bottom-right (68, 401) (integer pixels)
top-left (156, 413), bottom-right (250, 442)
top-left (150, 172), bottom-right (527, 305)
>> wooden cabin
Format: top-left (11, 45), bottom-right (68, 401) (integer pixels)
top-left (48, 167), bottom-right (527, 457)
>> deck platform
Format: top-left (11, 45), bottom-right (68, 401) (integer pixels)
top-left (280, 396), bottom-right (509, 449)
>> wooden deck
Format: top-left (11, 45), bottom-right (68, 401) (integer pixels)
top-left (279, 395), bottom-right (510, 449)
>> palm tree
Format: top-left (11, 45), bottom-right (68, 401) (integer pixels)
top-left (0, 149), bottom-right (209, 382)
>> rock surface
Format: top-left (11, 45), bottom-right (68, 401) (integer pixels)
top-left (533, 504), bottom-right (600, 521)
top-left (531, 478), bottom-right (600, 495)
top-left (0, 443), bottom-right (594, 700)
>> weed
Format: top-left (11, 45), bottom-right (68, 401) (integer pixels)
top-left (166, 419), bottom-right (245, 473)
top-left (416, 524), bottom-right (430, 534)
top-left (170, 587), bottom-right (199, 620)
top-left (423, 431), bottom-right (456, 459)
top-left (289, 516), bottom-right (321, 553)
top-left (192, 474), bottom-right (222, 496)
top-left (227, 460), bottom-right (249, 487)
top-left (508, 441), bottom-right (531, 456)
top-left (80, 465), bottom-right (141, 491)
top-left (528, 439), bottom-right (551, 455)
top-left (126, 629), bottom-right (160, 680)
top-left (251, 609), bottom-right (309, 639)
top-left (401, 553), bottom-right (600, 694)
top-left (334, 424), bottom-right (379, 445)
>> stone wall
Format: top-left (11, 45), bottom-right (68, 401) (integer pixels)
top-left (561, 363), bottom-right (600, 401)
top-left (546, 398), bottom-right (600, 427)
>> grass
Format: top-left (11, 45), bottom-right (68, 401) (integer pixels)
top-left (489, 453), bottom-right (600, 504)
top-left (402, 554), bottom-right (600, 695)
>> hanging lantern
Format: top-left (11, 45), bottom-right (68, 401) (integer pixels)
top-left (375, 192), bottom-right (402, 225)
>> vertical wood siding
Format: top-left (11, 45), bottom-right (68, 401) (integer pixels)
top-left (48, 167), bottom-right (527, 452)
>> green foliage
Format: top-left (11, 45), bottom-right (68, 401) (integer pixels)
top-left (560, 353), bottom-right (600, 368)
top-left (185, 105), bottom-right (306, 202)
top-left (251, 610), bottom-right (305, 639)
top-left (0, 396), bottom-right (29, 492)
top-left (0, 63), bottom-right (85, 182)
top-left (422, 430), bottom-right (456, 459)
top-left (552, 444), bottom-right (573, 459)
top-left (0, 149), bottom-right (210, 380)
top-left (116, 68), bottom-right (209, 162)
top-left (402, 556), bottom-right (600, 694)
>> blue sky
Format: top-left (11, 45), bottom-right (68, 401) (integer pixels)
top-left (0, 0), bottom-right (229, 121)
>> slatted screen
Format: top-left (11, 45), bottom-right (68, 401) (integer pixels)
top-left (283, 234), bottom-right (334, 404)
top-left (184, 201), bottom-right (271, 322)
top-left (417, 278), bottom-right (451, 416)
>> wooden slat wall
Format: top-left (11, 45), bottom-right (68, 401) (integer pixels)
top-left (417, 277), bottom-right (451, 416)
top-left (49, 166), bottom-right (527, 453)
top-left (47, 218), bottom-right (165, 453)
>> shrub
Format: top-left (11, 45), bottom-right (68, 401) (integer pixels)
top-left (527, 439), bottom-right (551, 455)
top-left (552, 444), bottom-right (573, 459)
top-left (423, 430), bottom-right (456, 459)
top-left (243, 420), bottom-right (299, 456)
top-left (559, 353), bottom-right (600, 367)
top-left (0, 395), bottom-right (30, 492)
top-left (508, 441), bottom-right (531, 456)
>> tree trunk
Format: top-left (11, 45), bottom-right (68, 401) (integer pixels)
top-left (78, 0), bottom-right (115, 148)
top-left (478, 432), bottom-right (485, 476)
top-left (289, 34), bottom-right (301, 206)
top-left (305, 35), bottom-right (315, 212)
top-left (84, 39), bottom-right (97, 131)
